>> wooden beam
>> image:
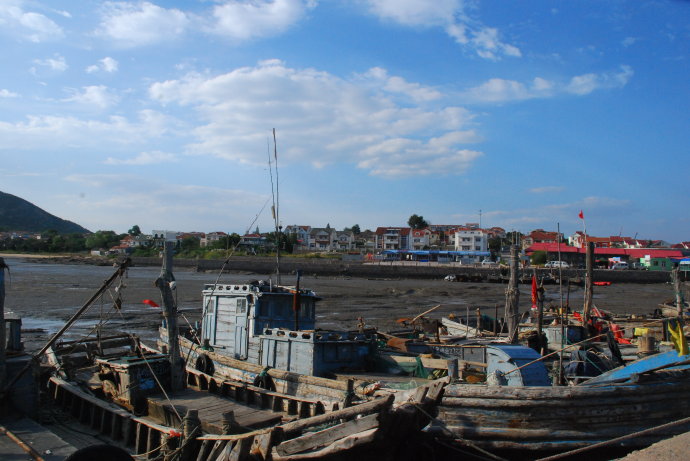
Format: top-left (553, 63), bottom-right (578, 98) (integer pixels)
top-left (276, 413), bottom-right (379, 456)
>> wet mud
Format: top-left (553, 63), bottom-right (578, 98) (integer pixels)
top-left (1, 257), bottom-right (677, 353)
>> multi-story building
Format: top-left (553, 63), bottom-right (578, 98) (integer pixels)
top-left (375, 227), bottom-right (411, 250)
top-left (454, 228), bottom-right (488, 253)
top-left (410, 228), bottom-right (431, 250)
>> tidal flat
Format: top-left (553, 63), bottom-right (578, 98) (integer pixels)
top-left (1, 257), bottom-right (675, 352)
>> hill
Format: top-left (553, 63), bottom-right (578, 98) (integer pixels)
top-left (0, 191), bottom-right (90, 234)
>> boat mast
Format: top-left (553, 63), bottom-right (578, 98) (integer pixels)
top-left (0, 258), bottom-right (7, 390)
top-left (269, 128), bottom-right (281, 285)
top-left (505, 244), bottom-right (520, 343)
top-left (583, 241), bottom-right (594, 328)
top-left (155, 241), bottom-right (185, 392)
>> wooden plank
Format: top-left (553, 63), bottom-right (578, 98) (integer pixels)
top-left (279, 395), bottom-right (392, 438)
top-left (276, 416), bottom-right (380, 457)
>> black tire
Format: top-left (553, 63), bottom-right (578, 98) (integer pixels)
top-left (195, 353), bottom-right (215, 375)
top-left (65, 444), bottom-right (133, 461)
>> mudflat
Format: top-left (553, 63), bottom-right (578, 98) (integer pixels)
top-left (0, 256), bottom-right (677, 352)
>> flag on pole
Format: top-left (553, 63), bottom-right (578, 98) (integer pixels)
top-left (531, 275), bottom-right (538, 308)
top-left (143, 299), bottom-right (160, 308)
top-left (578, 210), bottom-right (584, 219)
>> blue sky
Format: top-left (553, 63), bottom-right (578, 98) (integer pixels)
top-left (1, 1), bottom-right (689, 242)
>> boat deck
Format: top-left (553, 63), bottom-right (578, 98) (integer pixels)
top-left (146, 389), bottom-right (284, 433)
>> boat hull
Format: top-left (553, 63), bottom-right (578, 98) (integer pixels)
top-left (433, 369), bottom-right (690, 452)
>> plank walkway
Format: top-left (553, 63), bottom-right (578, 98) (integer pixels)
top-left (147, 389), bottom-right (284, 433)
top-left (0, 417), bottom-right (77, 460)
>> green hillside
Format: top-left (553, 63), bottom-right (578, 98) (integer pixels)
top-left (0, 191), bottom-right (90, 234)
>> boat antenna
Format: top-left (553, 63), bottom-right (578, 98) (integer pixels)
top-left (268, 128), bottom-right (281, 284)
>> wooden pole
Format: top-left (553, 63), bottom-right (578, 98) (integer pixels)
top-left (557, 223), bottom-right (564, 385)
top-left (583, 241), bottom-right (594, 326)
top-left (506, 245), bottom-right (520, 343)
top-left (156, 241), bottom-right (185, 392)
top-left (411, 304), bottom-right (441, 324)
top-left (0, 258), bottom-right (7, 390)
top-left (293, 269), bottom-right (302, 331)
top-left (535, 269), bottom-right (545, 353)
top-left (672, 267), bottom-right (684, 320)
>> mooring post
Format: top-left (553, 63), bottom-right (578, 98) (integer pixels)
top-left (178, 409), bottom-right (201, 461)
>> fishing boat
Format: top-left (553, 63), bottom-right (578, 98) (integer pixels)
top-left (430, 350), bottom-right (690, 456)
top-left (11, 248), bottom-right (440, 461)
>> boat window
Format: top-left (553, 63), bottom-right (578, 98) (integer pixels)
top-left (300, 300), bottom-right (314, 319)
top-left (236, 298), bottom-right (247, 314)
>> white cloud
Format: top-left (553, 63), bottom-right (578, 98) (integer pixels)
top-left (0, 89), bottom-right (19, 98)
top-left (463, 66), bottom-right (633, 103)
top-left (365, 0), bottom-right (460, 27)
top-left (63, 85), bottom-right (119, 109)
top-left (622, 37), bottom-right (637, 47)
top-left (529, 186), bottom-right (564, 194)
top-left (32, 54), bottom-right (68, 72)
top-left (566, 65), bottom-right (633, 95)
top-left (149, 61), bottom-right (481, 178)
top-left (363, 0), bottom-right (521, 60)
top-left (0, 110), bottom-right (174, 151)
top-left (104, 151), bottom-right (177, 165)
top-left (0, 0), bottom-right (64, 42)
top-left (86, 57), bottom-right (119, 74)
top-left (95, 1), bottom-right (189, 47)
top-left (207, 0), bottom-right (314, 40)
top-left (60, 175), bottom-right (268, 233)
top-left (359, 67), bottom-right (442, 102)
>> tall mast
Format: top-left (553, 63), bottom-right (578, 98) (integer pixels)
top-left (505, 244), bottom-right (520, 343)
top-left (0, 258), bottom-right (7, 389)
top-left (269, 128), bottom-right (281, 285)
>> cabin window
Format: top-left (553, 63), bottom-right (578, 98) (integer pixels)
top-left (236, 298), bottom-right (247, 314)
top-left (300, 300), bottom-right (314, 319)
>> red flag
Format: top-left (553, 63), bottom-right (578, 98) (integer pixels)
top-left (143, 299), bottom-right (160, 308)
top-left (531, 275), bottom-right (538, 308)
top-left (578, 210), bottom-right (584, 219)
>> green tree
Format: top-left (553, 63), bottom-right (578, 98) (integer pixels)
top-left (85, 230), bottom-right (120, 250)
top-left (531, 250), bottom-right (547, 266)
top-left (488, 236), bottom-right (502, 253)
top-left (351, 224), bottom-right (361, 235)
top-left (407, 214), bottom-right (429, 229)
top-left (128, 225), bottom-right (142, 236)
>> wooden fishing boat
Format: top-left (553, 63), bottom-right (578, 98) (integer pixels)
top-left (430, 351), bottom-right (690, 455)
top-left (29, 249), bottom-right (443, 460)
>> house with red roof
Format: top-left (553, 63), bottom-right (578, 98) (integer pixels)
top-left (522, 229), bottom-right (562, 250)
top-left (410, 228), bottom-right (431, 250)
top-left (375, 227), bottom-right (411, 250)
